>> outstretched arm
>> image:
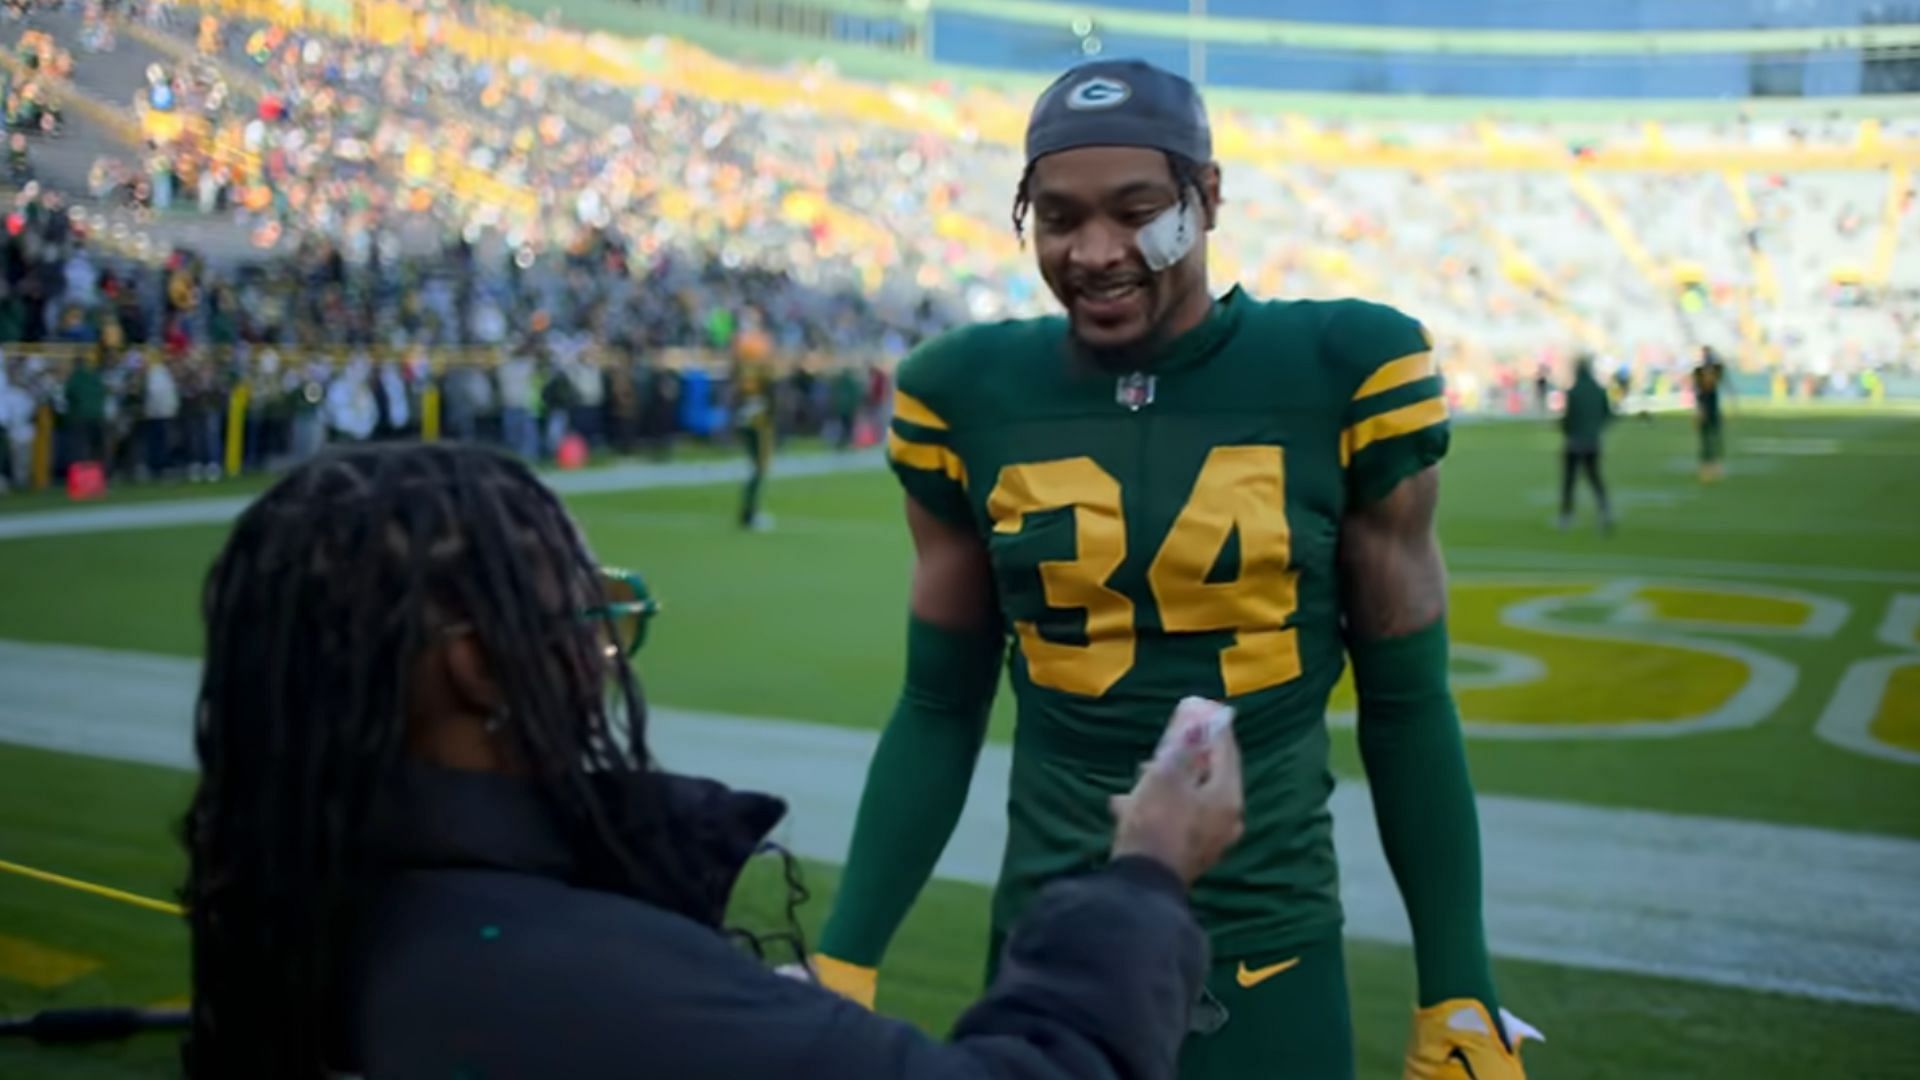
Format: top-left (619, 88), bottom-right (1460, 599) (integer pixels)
top-left (815, 495), bottom-right (1004, 1003)
top-left (1339, 467), bottom-right (1503, 1022)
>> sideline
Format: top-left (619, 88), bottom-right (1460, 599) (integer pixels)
top-left (1, 639), bottom-right (1915, 1013)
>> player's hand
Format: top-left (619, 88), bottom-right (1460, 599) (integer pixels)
top-left (1110, 704), bottom-right (1245, 886)
top-left (1404, 999), bottom-right (1543, 1080)
top-left (806, 954), bottom-right (879, 1010)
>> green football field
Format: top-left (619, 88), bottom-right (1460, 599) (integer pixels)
top-left (1, 411), bottom-right (1917, 1078)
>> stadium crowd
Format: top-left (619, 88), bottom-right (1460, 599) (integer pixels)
top-left (0, 215), bottom-right (899, 491)
top-left (0, 0), bottom-right (1913, 493)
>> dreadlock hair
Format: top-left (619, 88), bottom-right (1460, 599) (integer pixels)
top-left (181, 441), bottom-right (704, 1080)
top-left (1012, 150), bottom-right (1213, 243)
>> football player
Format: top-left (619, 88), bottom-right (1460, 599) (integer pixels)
top-left (732, 345), bottom-right (777, 530)
top-left (814, 60), bottom-right (1538, 1079)
top-left (1559, 355), bottom-right (1615, 533)
top-left (1692, 346), bottom-right (1728, 483)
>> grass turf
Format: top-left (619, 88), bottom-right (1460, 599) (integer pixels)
top-left (1, 412), bottom-right (1918, 1076)
top-left (3, 744), bottom-right (1919, 1080)
top-left (1, 413), bottom-right (1914, 833)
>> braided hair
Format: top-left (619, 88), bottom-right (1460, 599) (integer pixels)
top-left (182, 442), bottom-right (704, 1079)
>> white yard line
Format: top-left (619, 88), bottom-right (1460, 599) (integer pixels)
top-left (0, 451), bottom-right (886, 541)
top-left (1, 640), bottom-right (1915, 1013)
top-left (5, 456), bottom-right (1918, 588)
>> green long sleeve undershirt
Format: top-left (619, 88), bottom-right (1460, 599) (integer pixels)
top-left (818, 615), bottom-right (1004, 967)
top-left (1349, 618), bottom-right (1502, 1021)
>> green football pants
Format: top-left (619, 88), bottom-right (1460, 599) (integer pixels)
top-left (985, 927), bottom-right (1354, 1079)
top-left (1179, 933), bottom-right (1354, 1080)
top-left (1698, 415), bottom-right (1724, 462)
top-left (739, 425), bottom-right (770, 525)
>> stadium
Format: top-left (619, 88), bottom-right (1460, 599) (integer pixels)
top-left (0, 0), bottom-right (1916, 1076)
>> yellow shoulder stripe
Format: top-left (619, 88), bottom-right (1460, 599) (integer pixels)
top-left (887, 430), bottom-right (968, 486)
top-left (892, 390), bottom-right (949, 431)
top-left (1353, 350), bottom-right (1435, 401)
top-left (1341, 397), bottom-right (1449, 467)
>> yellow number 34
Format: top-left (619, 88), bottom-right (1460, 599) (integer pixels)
top-left (986, 446), bottom-right (1302, 699)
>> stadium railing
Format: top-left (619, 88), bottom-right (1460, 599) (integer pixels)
top-left (0, 342), bottom-right (848, 375)
top-left (3, 339), bottom-right (888, 489)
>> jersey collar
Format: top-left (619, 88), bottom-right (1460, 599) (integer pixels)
top-left (1148, 284), bottom-right (1245, 374)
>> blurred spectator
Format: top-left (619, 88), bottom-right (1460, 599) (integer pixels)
top-left (137, 351), bottom-right (178, 477)
top-left (62, 351), bottom-right (105, 464)
top-left (495, 344), bottom-right (537, 459)
top-left (0, 356), bottom-right (36, 489)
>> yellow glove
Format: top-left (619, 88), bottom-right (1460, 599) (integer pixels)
top-left (810, 954), bottom-right (879, 1010)
top-left (1404, 999), bottom-right (1543, 1080)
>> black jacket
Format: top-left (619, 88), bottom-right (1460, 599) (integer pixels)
top-left (342, 765), bottom-right (1208, 1079)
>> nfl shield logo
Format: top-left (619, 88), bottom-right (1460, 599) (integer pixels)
top-left (1116, 372), bottom-right (1157, 411)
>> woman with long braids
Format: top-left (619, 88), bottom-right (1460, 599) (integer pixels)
top-left (183, 440), bottom-right (1242, 1080)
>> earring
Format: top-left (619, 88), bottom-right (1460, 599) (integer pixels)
top-left (483, 707), bottom-right (508, 735)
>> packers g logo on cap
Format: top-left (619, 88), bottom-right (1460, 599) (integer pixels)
top-left (1065, 76), bottom-right (1131, 110)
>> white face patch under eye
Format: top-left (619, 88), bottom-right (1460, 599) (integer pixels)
top-left (1136, 197), bottom-right (1201, 273)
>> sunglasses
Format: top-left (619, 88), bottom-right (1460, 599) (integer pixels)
top-left (586, 566), bottom-right (660, 660)
top-left (436, 567), bottom-right (660, 660)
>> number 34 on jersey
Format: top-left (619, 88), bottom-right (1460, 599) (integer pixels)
top-left (987, 447), bottom-right (1302, 699)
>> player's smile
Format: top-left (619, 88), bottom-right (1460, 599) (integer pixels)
top-left (1069, 274), bottom-right (1153, 335)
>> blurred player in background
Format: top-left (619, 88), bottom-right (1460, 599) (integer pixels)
top-left (813, 59), bottom-right (1537, 1080)
top-left (733, 323), bottom-right (776, 530)
top-left (1559, 355), bottom-right (1615, 533)
top-left (1693, 346), bottom-right (1728, 482)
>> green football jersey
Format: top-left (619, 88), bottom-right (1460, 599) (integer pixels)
top-left (887, 286), bottom-right (1449, 957)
